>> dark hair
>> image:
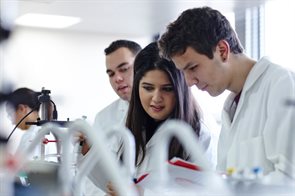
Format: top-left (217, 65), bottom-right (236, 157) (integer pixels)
top-left (7, 87), bottom-right (40, 112)
top-left (159, 6), bottom-right (243, 59)
top-left (0, 19), bottom-right (11, 43)
top-left (126, 42), bottom-right (201, 166)
top-left (104, 40), bottom-right (142, 56)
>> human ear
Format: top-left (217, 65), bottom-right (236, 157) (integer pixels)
top-left (217, 40), bottom-right (230, 61)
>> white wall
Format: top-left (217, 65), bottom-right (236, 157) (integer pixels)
top-left (1, 27), bottom-right (150, 135)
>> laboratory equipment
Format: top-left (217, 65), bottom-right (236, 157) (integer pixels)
top-left (69, 120), bottom-right (138, 196)
top-left (0, 136), bottom-right (14, 196)
top-left (137, 119), bottom-right (231, 195)
top-left (13, 123), bottom-right (70, 195)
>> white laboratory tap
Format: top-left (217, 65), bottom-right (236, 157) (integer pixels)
top-left (106, 125), bottom-right (136, 179)
top-left (13, 123), bottom-right (71, 195)
top-left (69, 119), bottom-right (137, 196)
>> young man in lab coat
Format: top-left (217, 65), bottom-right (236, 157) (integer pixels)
top-left (93, 40), bottom-right (141, 135)
top-left (81, 40), bottom-right (141, 195)
top-left (81, 40), bottom-right (141, 154)
top-left (159, 7), bottom-right (295, 182)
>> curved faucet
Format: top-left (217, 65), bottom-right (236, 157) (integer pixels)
top-left (106, 125), bottom-right (136, 178)
top-left (69, 120), bottom-right (137, 196)
top-left (13, 123), bottom-right (71, 195)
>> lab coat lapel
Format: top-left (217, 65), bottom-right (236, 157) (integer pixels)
top-left (218, 58), bottom-right (270, 170)
top-left (118, 99), bottom-right (129, 125)
top-left (230, 58), bottom-right (269, 126)
top-left (222, 93), bottom-right (235, 128)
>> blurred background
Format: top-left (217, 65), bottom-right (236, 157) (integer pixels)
top-left (1, 0), bottom-right (295, 140)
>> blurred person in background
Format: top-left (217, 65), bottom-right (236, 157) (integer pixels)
top-left (6, 87), bottom-right (57, 161)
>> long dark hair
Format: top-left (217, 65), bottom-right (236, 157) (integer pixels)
top-left (126, 42), bottom-right (201, 166)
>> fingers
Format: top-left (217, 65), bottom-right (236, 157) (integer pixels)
top-left (81, 141), bottom-right (90, 155)
top-left (106, 182), bottom-right (118, 196)
top-left (72, 132), bottom-right (86, 144)
top-left (78, 132), bottom-right (87, 141)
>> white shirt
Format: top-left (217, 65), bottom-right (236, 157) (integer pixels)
top-left (93, 98), bottom-right (129, 151)
top-left (16, 126), bottom-right (40, 160)
top-left (217, 57), bottom-right (295, 179)
top-left (94, 99), bottom-right (129, 128)
top-left (82, 98), bottom-right (129, 196)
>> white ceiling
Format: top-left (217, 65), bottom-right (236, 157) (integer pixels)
top-left (4, 0), bottom-right (270, 37)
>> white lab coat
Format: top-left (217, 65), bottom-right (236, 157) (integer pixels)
top-left (16, 126), bottom-right (40, 160)
top-left (217, 57), bottom-right (295, 179)
top-left (93, 99), bottom-right (129, 128)
top-left (81, 98), bottom-right (129, 196)
top-left (93, 98), bottom-right (129, 152)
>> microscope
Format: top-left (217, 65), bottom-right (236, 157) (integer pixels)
top-left (26, 87), bottom-right (70, 127)
top-left (24, 87), bottom-right (73, 161)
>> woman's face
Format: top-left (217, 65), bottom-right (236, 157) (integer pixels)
top-left (6, 104), bottom-right (29, 130)
top-left (139, 69), bottom-right (176, 121)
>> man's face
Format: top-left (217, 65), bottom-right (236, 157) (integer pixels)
top-left (172, 46), bottom-right (230, 97)
top-left (105, 47), bottom-right (135, 101)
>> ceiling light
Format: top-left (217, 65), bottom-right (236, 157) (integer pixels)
top-left (14, 13), bottom-right (81, 29)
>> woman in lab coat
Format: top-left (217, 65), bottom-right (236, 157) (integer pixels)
top-left (127, 41), bottom-right (216, 170)
top-left (6, 87), bottom-right (41, 158)
top-left (106, 42), bottom-right (218, 195)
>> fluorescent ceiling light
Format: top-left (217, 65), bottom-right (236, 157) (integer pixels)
top-left (15, 13), bottom-right (81, 28)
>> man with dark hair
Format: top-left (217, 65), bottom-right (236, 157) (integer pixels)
top-left (92, 40), bottom-right (141, 133)
top-left (159, 7), bottom-right (295, 180)
top-left (80, 40), bottom-right (141, 195)
top-left (103, 40), bottom-right (142, 102)
top-left (82, 40), bottom-right (141, 153)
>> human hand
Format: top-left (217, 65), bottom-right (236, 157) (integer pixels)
top-left (105, 181), bottom-right (143, 196)
top-left (81, 140), bottom-right (90, 155)
top-left (106, 181), bottom-right (118, 196)
top-left (73, 132), bottom-right (90, 155)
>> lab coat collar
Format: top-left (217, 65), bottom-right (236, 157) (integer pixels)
top-left (118, 98), bottom-right (129, 112)
top-left (242, 57), bottom-right (270, 92)
top-left (223, 57), bottom-right (271, 127)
